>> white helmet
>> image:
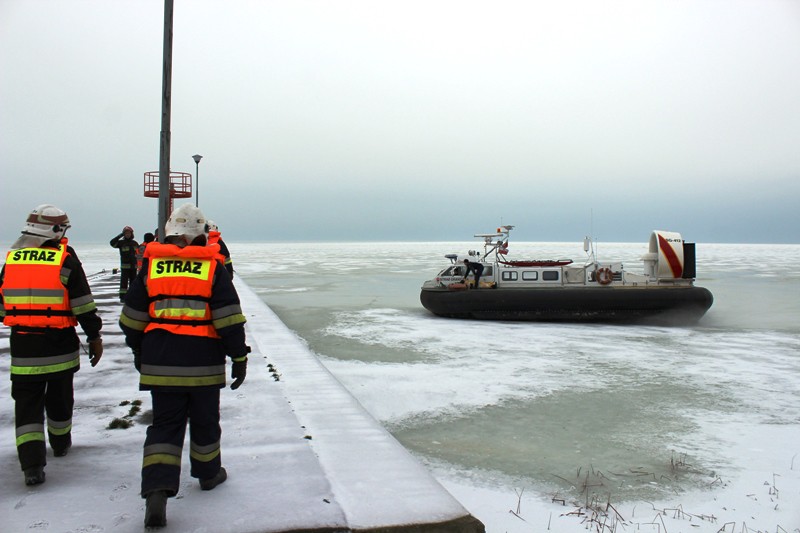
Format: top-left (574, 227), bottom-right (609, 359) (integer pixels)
top-left (20, 204), bottom-right (71, 240)
top-left (164, 203), bottom-right (208, 243)
top-left (206, 219), bottom-right (219, 232)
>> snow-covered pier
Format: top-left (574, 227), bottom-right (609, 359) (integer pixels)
top-left (0, 271), bottom-right (484, 533)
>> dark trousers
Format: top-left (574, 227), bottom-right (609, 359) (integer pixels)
top-left (11, 375), bottom-right (74, 470)
top-left (119, 264), bottom-right (136, 299)
top-left (141, 389), bottom-right (222, 497)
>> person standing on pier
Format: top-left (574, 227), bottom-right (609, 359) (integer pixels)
top-left (109, 226), bottom-right (138, 301)
top-left (206, 220), bottom-right (234, 278)
top-left (0, 204), bottom-right (103, 486)
top-left (135, 231), bottom-right (155, 272)
top-left (119, 203), bottom-right (249, 529)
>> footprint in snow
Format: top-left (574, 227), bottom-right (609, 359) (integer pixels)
top-left (109, 482), bottom-right (130, 501)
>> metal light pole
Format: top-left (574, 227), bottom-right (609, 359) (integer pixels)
top-left (192, 154), bottom-right (203, 207)
top-left (157, 0), bottom-right (175, 243)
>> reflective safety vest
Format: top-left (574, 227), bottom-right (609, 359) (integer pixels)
top-left (207, 231), bottom-right (229, 266)
top-left (135, 243), bottom-right (148, 271)
top-left (144, 242), bottom-right (222, 338)
top-left (1, 242), bottom-right (78, 329)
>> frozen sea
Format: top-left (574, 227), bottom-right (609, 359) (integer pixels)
top-left (39, 239), bottom-right (800, 530)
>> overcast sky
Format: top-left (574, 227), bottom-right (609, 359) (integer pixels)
top-left (2, 0), bottom-right (798, 244)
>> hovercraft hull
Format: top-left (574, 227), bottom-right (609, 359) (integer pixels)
top-left (420, 286), bottom-right (714, 325)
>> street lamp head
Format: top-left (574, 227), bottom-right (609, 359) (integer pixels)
top-left (192, 154), bottom-right (203, 207)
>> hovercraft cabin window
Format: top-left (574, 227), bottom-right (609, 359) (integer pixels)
top-left (522, 271), bottom-right (538, 281)
top-left (542, 271), bottom-right (559, 281)
top-left (442, 266), bottom-right (465, 276)
top-left (501, 271), bottom-right (518, 281)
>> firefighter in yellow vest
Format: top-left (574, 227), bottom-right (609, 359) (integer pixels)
top-left (0, 204), bottom-right (103, 486)
top-left (119, 203), bottom-right (249, 528)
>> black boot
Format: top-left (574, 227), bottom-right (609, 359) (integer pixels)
top-left (53, 434), bottom-right (72, 457)
top-left (24, 466), bottom-right (46, 486)
top-left (53, 444), bottom-right (71, 457)
top-left (144, 490), bottom-right (168, 528)
top-left (199, 466), bottom-right (227, 491)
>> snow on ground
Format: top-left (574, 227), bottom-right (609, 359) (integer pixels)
top-left (437, 418), bottom-right (800, 532)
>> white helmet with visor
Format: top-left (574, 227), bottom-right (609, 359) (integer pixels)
top-left (11, 204), bottom-right (71, 249)
top-left (164, 203), bottom-right (208, 244)
top-left (21, 204), bottom-right (71, 240)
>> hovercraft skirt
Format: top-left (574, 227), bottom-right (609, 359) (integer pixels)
top-left (420, 286), bottom-right (713, 325)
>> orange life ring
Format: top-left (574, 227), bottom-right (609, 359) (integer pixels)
top-left (596, 267), bottom-right (613, 285)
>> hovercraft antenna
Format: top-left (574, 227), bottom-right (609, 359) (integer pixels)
top-left (584, 209), bottom-right (597, 265)
top-left (584, 235), bottom-right (596, 265)
top-left (474, 225), bottom-right (514, 261)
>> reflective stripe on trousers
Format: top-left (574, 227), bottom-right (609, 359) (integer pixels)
top-left (11, 350), bottom-right (80, 376)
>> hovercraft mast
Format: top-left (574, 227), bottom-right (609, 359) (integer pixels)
top-left (473, 225), bottom-right (514, 261)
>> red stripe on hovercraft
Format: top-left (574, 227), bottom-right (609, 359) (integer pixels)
top-left (657, 234), bottom-right (683, 278)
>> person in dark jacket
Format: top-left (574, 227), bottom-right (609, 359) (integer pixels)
top-left (110, 226), bottom-right (139, 301)
top-left (463, 258), bottom-right (484, 289)
top-left (0, 204), bottom-right (103, 486)
top-left (119, 203), bottom-right (249, 528)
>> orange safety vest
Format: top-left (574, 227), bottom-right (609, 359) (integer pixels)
top-left (135, 243), bottom-right (148, 271)
top-left (1, 241), bottom-right (78, 328)
top-left (143, 242), bottom-right (221, 338)
top-left (207, 230), bottom-right (228, 265)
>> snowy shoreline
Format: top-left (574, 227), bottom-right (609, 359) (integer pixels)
top-left (435, 430), bottom-right (800, 533)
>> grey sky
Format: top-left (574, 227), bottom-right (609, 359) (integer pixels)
top-left (2, 0), bottom-right (799, 244)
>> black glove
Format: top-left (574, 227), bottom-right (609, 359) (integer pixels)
top-left (230, 359), bottom-right (247, 390)
top-left (133, 349), bottom-right (141, 372)
top-left (88, 338), bottom-right (103, 367)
